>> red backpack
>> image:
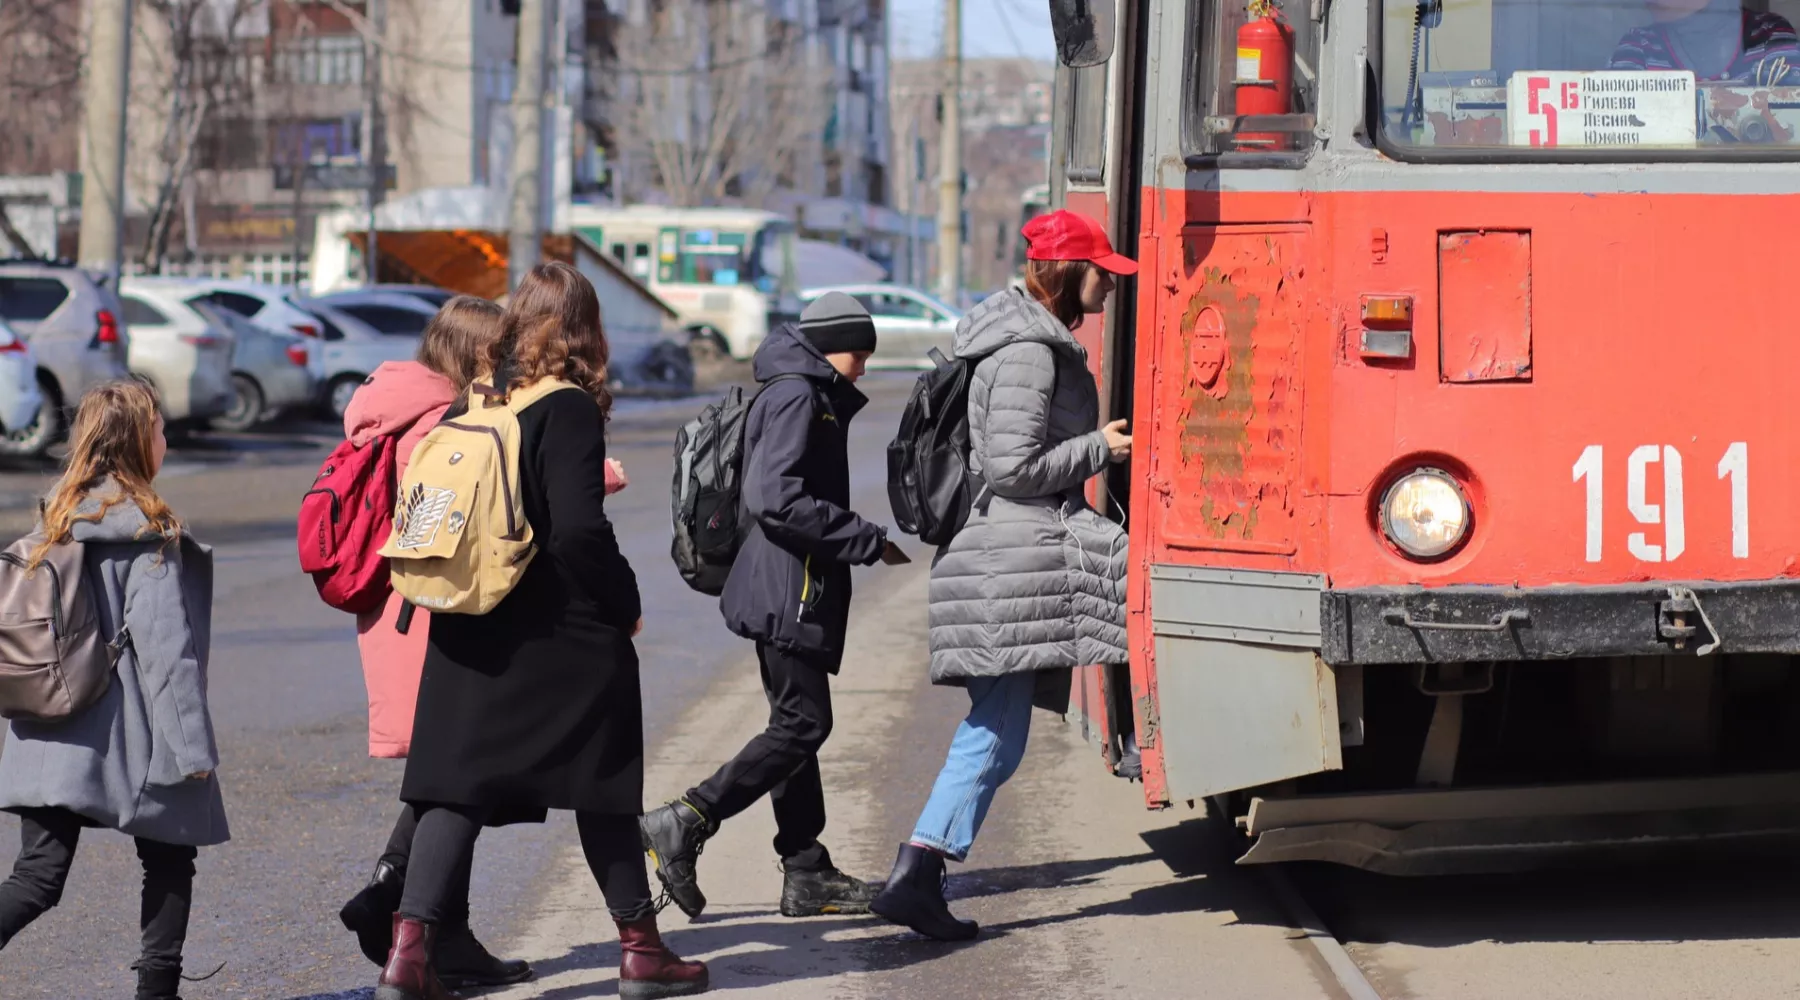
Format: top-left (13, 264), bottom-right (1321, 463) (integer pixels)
top-left (298, 435), bottom-right (398, 614)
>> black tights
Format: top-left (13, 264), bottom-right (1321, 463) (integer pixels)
top-left (376, 803), bottom-right (476, 925)
top-left (0, 807), bottom-right (197, 972)
top-left (399, 805), bottom-right (653, 924)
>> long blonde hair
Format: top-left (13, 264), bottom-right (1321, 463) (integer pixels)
top-left (29, 380), bottom-right (179, 569)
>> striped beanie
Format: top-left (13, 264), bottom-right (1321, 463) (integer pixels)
top-left (799, 292), bottom-right (878, 355)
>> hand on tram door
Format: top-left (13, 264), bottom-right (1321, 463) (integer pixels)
top-left (1102, 419), bottom-right (1132, 462)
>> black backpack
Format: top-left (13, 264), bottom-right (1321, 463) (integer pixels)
top-left (670, 374), bottom-right (808, 595)
top-left (888, 347), bottom-right (978, 546)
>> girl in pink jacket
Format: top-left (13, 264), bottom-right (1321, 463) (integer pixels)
top-left (335, 297), bottom-right (628, 988)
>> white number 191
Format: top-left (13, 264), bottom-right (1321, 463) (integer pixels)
top-left (1572, 443), bottom-right (1747, 563)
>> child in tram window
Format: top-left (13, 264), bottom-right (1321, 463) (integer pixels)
top-left (1609, 0), bottom-right (1800, 84)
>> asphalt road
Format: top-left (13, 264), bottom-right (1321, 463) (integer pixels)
top-left (5, 373), bottom-right (1800, 1000)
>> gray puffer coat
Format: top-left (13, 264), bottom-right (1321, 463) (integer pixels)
top-left (0, 489), bottom-right (228, 846)
top-left (928, 289), bottom-right (1128, 703)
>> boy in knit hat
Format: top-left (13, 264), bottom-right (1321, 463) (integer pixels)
top-left (642, 292), bottom-right (908, 919)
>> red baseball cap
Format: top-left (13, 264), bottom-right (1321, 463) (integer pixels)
top-left (1022, 210), bottom-right (1138, 276)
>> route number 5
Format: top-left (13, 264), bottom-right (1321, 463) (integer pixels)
top-left (1572, 443), bottom-right (1748, 563)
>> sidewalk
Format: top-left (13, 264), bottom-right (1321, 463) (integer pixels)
top-left (481, 565), bottom-right (1339, 1000)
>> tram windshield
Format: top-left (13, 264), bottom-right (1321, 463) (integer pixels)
top-left (1381, 0), bottom-right (1800, 150)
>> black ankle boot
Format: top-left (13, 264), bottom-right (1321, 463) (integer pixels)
top-left (434, 920), bottom-right (533, 988)
top-left (869, 844), bottom-right (978, 942)
top-left (341, 860), bottom-right (405, 966)
top-left (639, 799), bottom-right (712, 919)
top-left (780, 860), bottom-right (879, 917)
top-left (135, 964), bottom-right (183, 1000)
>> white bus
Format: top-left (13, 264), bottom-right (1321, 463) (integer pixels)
top-left (568, 206), bottom-right (802, 360)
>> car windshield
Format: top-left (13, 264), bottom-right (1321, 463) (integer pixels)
top-left (1381, 0), bottom-right (1800, 152)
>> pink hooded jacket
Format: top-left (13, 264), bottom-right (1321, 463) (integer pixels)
top-left (345, 361), bottom-right (457, 758)
top-left (342, 361), bottom-right (629, 757)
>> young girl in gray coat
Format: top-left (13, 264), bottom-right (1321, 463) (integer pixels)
top-left (873, 210), bottom-right (1136, 941)
top-left (0, 381), bottom-right (227, 1000)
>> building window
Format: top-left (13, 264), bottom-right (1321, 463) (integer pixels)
top-left (272, 34), bottom-right (365, 86)
top-left (198, 116), bottom-right (267, 171)
top-left (271, 116), bottom-right (363, 163)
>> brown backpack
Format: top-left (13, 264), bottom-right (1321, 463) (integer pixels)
top-left (0, 532), bottom-right (130, 723)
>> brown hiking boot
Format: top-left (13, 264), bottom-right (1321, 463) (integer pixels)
top-left (616, 914), bottom-right (710, 998)
top-left (373, 914), bottom-right (458, 1000)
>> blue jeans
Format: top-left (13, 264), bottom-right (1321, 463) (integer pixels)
top-left (909, 672), bottom-right (1036, 862)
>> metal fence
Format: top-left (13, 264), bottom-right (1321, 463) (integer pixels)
top-left (126, 252), bottom-right (309, 288)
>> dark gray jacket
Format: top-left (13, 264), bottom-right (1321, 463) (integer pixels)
top-left (928, 290), bottom-right (1129, 693)
top-left (0, 489), bottom-right (228, 846)
top-left (719, 325), bottom-right (887, 666)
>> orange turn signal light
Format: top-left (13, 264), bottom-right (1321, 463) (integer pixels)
top-left (1361, 295), bottom-right (1414, 324)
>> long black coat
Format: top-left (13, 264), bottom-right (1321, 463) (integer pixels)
top-left (719, 324), bottom-right (887, 665)
top-left (401, 386), bottom-right (643, 820)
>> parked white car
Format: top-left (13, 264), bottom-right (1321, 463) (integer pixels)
top-left (293, 294), bottom-right (435, 419)
top-left (117, 282), bottom-right (238, 425)
top-left (131, 278), bottom-right (331, 382)
top-left (188, 301), bottom-right (317, 431)
top-left (0, 319), bottom-right (45, 443)
top-left (800, 284), bottom-right (962, 370)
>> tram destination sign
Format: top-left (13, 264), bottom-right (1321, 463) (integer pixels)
top-left (1507, 70), bottom-right (1697, 148)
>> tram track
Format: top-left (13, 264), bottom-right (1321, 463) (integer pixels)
top-left (1264, 867), bottom-right (1387, 1000)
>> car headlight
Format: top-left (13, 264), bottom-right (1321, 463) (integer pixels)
top-left (1380, 469), bottom-right (1471, 559)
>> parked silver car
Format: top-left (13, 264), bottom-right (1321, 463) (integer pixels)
top-left (293, 294), bottom-right (435, 419)
top-left (0, 260), bottom-right (133, 456)
top-left (320, 284), bottom-right (455, 311)
top-left (189, 303), bottom-right (318, 431)
top-left (0, 318), bottom-right (44, 440)
top-left (117, 281), bottom-right (237, 426)
top-left (800, 283), bottom-right (962, 370)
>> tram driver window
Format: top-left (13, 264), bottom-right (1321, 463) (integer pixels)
top-left (1381, 0), bottom-right (1800, 149)
top-left (1187, 0), bottom-right (1322, 156)
top-left (1067, 63), bottom-right (1110, 183)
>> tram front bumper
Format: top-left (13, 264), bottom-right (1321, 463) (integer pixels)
top-left (1320, 580), bottom-right (1800, 665)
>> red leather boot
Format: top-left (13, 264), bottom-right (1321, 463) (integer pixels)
top-left (616, 915), bottom-right (709, 998)
top-left (374, 914), bottom-right (457, 1000)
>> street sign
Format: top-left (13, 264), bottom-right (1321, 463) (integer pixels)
top-left (273, 162), bottom-right (398, 191)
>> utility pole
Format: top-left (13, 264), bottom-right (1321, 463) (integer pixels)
top-left (78, 0), bottom-right (133, 283)
top-left (508, 0), bottom-right (553, 293)
top-left (364, 0), bottom-right (387, 288)
top-left (935, 0), bottom-right (963, 306)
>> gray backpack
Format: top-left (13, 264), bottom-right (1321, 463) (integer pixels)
top-left (0, 532), bottom-right (130, 723)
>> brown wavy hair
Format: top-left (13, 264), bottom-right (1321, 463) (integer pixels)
top-left (30, 380), bottom-right (179, 569)
top-left (417, 295), bottom-right (504, 390)
top-left (489, 261), bottom-right (611, 417)
top-left (1024, 258), bottom-right (1094, 330)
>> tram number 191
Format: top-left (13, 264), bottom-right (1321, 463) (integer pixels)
top-left (1572, 443), bottom-right (1748, 563)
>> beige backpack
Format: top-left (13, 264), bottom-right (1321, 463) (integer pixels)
top-left (381, 377), bottom-right (584, 615)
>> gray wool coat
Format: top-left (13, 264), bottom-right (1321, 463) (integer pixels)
top-left (0, 490), bottom-right (229, 847)
top-left (928, 290), bottom-right (1129, 705)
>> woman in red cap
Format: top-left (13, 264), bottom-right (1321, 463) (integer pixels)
top-left (871, 210), bottom-right (1135, 941)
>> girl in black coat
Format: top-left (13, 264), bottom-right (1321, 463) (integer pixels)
top-left (372, 263), bottom-right (708, 1000)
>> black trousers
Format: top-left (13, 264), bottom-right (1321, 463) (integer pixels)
top-left (377, 804), bottom-right (477, 925)
top-left (399, 804), bottom-right (653, 924)
top-left (689, 642), bottom-right (835, 869)
top-left (0, 807), bottom-right (197, 972)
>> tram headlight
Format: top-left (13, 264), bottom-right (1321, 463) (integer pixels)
top-left (1380, 469), bottom-right (1471, 559)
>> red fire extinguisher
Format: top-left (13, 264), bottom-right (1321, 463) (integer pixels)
top-left (1234, 0), bottom-right (1294, 151)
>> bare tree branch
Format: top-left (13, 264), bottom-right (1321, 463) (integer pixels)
top-left (603, 0), bottom-right (832, 208)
